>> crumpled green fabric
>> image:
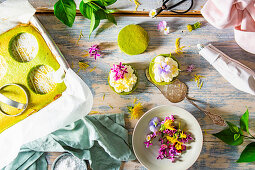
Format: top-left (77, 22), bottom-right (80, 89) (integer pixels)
top-left (3, 113), bottom-right (136, 170)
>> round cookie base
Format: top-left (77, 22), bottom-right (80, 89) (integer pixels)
top-left (118, 25), bottom-right (149, 55)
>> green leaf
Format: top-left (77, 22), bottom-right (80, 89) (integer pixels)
top-left (105, 9), bottom-right (117, 13)
top-left (234, 134), bottom-right (240, 141)
top-left (213, 128), bottom-right (243, 146)
top-left (237, 142), bottom-right (255, 163)
top-left (240, 109), bottom-right (249, 133)
top-left (106, 13), bottom-right (117, 25)
top-left (227, 121), bottom-right (239, 133)
top-left (54, 0), bottom-right (76, 27)
top-left (82, 0), bottom-right (93, 3)
top-left (100, 0), bottom-right (117, 6)
top-left (79, 1), bottom-right (94, 19)
top-left (89, 12), bottom-right (100, 37)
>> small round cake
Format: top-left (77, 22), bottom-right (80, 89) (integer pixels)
top-left (28, 65), bottom-right (56, 94)
top-left (149, 54), bottom-right (179, 85)
top-left (0, 55), bottom-right (7, 80)
top-left (108, 62), bottom-right (138, 95)
top-left (118, 25), bottom-right (149, 55)
top-left (9, 32), bottom-right (39, 62)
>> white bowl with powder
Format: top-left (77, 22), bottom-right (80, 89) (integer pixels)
top-left (52, 153), bottom-right (87, 170)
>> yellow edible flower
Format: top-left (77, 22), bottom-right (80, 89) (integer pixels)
top-left (180, 131), bottom-right (187, 139)
top-left (164, 119), bottom-right (175, 130)
top-left (175, 141), bottom-right (183, 150)
top-left (166, 136), bottom-right (178, 144)
top-left (175, 38), bottom-right (185, 55)
top-left (187, 24), bottom-right (193, 32)
top-left (129, 102), bottom-right (144, 119)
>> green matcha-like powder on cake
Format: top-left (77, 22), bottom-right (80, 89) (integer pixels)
top-left (118, 24), bottom-right (149, 55)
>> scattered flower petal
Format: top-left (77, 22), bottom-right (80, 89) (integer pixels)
top-left (78, 61), bottom-right (89, 73)
top-left (163, 27), bottom-right (170, 35)
top-left (175, 38), bottom-right (185, 55)
top-left (190, 74), bottom-right (205, 89)
top-left (89, 44), bottom-right (101, 60)
top-left (158, 21), bottom-right (167, 31)
top-left (186, 64), bottom-right (195, 72)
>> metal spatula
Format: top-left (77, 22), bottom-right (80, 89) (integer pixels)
top-left (145, 69), bottom-right (226, 126)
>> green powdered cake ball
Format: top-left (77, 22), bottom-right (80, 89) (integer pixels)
top-left (118, 24), bottom-right (149, 55)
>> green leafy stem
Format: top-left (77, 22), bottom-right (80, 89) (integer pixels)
top-left (54, 0), bottom-right (117, 37)
top-left (213, 109), bottom-right (255, 163)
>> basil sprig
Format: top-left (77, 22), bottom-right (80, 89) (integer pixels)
top-left (54, 0), bottom-right (117, 36)
top-left (213, 109), bottom-right (255, 163)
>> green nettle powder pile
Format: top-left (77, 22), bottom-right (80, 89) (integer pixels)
top-left (118, 24), bottom-right (149, 55)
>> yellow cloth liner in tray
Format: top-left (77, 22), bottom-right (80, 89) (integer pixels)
top-left (0, 24), bottom-right (66, 133)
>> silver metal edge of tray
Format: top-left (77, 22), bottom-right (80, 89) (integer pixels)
top-left (30, 16), bottom-right (70, 72)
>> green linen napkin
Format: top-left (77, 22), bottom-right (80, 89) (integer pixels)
top-left (3, 113), bottom-right (136, 170)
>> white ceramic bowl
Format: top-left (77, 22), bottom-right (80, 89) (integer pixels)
top-left (132, 105), bottom-right (203, 170)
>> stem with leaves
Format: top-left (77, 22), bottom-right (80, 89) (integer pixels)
top-left (213, 109), bottom-right (255, 163)
top-left (54, 0), bottom-right (117, 37)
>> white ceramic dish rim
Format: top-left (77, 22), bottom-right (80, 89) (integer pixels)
top-left (132, 105), bottom-right (203, 170)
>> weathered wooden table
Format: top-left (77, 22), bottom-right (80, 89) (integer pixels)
top-left (31, 0), bottom-right (255, 169)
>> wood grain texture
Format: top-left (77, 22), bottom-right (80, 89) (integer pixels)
top-left (36, 15), bottom-right (255, 169)
top-left (28, 0), bottom-right (204, 16)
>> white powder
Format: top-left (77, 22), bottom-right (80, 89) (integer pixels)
top-left (53, 154), bottom-right (87, 170)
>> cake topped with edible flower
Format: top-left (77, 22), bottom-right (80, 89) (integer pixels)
top-left (149, 55), bottom-right (179, 85)
top-left (108, 62), bottom-right (138, 95)
top-left (154, 56), bottom-right (179, 82)
top-left (144, 116), bottom-right (193, 162)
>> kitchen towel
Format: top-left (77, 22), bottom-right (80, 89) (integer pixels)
top-left (0, 0), bottom-right (93, 168)
top-left (201, 0), bottom-right (255, 54)
top-left (2, 113), bottom-right (136, 170)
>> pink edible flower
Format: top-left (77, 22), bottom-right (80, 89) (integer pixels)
top-left (111, 62), bottom-right (128, 81)
top-left (158, 21), bottom-right (170, 35)
top-left (89, 44), bottom-right (101, 60)
top-left (187, 64), bottom-right (195, 72)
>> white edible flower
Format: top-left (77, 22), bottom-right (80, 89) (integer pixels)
top-left (149, 9), bottom-right (157, 18)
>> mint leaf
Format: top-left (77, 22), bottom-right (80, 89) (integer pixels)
top-left (240, 109), bottom-right (249, 133)
top-left (227, 121), bottom-right (239, 133)
top-left (213, 128), bottom-right (243, 146)
top-left (237, 142), bottom-right (255, 163)
top-left (54, 0), bottom-right (76, 27)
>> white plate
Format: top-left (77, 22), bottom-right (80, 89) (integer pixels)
top-left (132, 105), bottom-right (203, 170)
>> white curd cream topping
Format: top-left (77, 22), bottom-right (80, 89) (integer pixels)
top-left (153, 56), bottom-right (179, 83)
top-left (109, 65), bottom-right (137, 93)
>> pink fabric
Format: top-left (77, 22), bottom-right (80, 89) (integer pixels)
top-left (201, 0), bottom-right (255, 54)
